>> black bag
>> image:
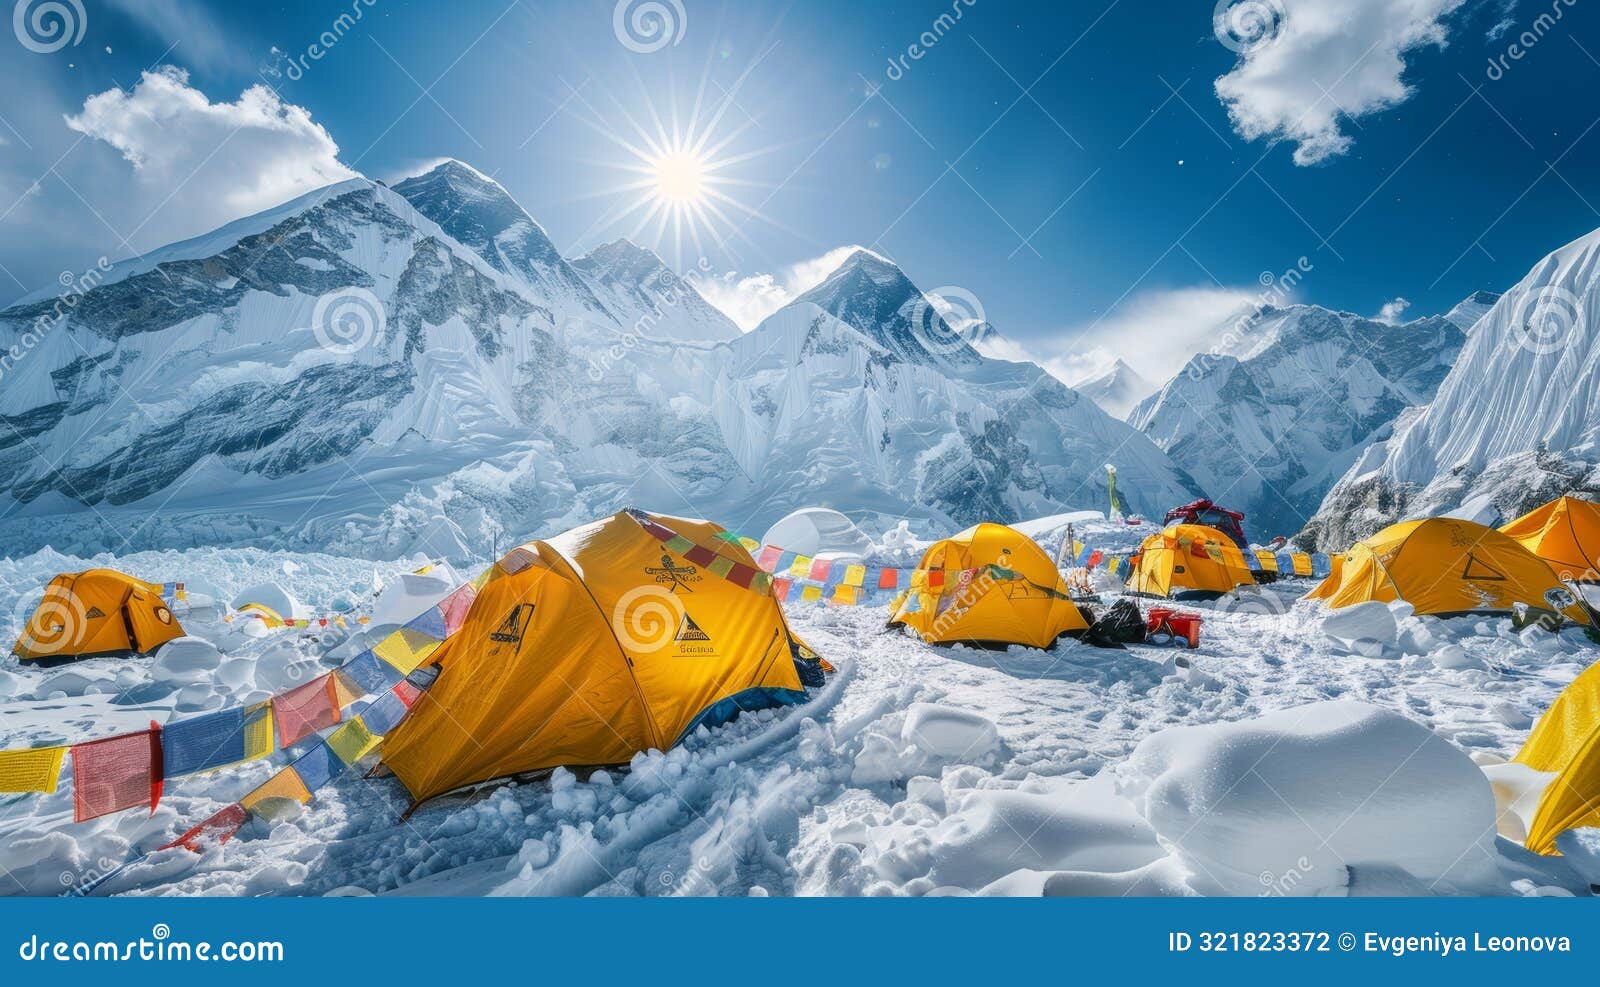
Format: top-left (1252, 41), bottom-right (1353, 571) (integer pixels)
top-left (1082, 599), bottom-right (1147, 648)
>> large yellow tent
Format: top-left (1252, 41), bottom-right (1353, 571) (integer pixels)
top-left (885, 522), bottom-right (1088, 648)
top-left (1124, 524), bottom-right (1256, 598)
top-left (12, 569), bottom-right (184, 663)
top-left (1501, 496), bottom-right (1600, 583)
top-left (1511, 661), bottom-right (1600, 854)
top-left (1304, 517), bottom-right (1590, 623)
top-left (381, 509), bottom-right (825, 806)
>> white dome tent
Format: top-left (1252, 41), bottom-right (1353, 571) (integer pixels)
top-left (762, 507), bottom-right (875, 560)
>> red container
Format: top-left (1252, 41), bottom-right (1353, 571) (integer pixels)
top-left (1145, 608), bottom-right (1201, 648)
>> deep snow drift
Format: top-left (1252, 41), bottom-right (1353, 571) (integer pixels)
top-left (0, 518), bottom-right (1594, 898)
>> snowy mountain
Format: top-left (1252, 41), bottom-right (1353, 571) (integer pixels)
top-left (1073, 359), bottom-right (1154, 420)
top-left (1131, 304), bottom-right (1463, 541)
top-left (698, 250), bottom-right (1202, 528)
top-left (391, 160), bottom-right (605, 320)
top-left (1444, 290), bottom-right (1502, 332)
top-left (0, 170), bottom-right (1199, 558)
top-left (571, 239), bottom-right (740, 343)
top-left (1301, 229), bottom-right (1600, 550)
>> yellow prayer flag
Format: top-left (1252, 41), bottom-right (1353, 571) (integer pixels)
top-left (240, 767), bottom-right (312, 811)
top-left (327, 719), bottom-right (380, 765)
top-left (843, 564), bottom-right (867, 587)
top-left (0, 746), bottom-right (67, 793)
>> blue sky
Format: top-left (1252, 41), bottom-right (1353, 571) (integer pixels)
top-left (2, 0), bottom-right (1597, 381)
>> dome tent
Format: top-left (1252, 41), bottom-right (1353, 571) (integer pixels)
top-left (761, 507), bottom-right (874, 559)
top-left (1506, 659), bottom-right (1600, 854)
top-left (380, 508), bottom-right (828, 807)
top-left (1304, 517), bottom-right (1590, 623)
top-left (886, 522), bottom-right (1089, 648)
top-left (13, 569), bottom-right (184, 663)
top-left (1124, 524), bottom-right (1256, 599)
top-left (1500, 496), bottom-right (1600, 582)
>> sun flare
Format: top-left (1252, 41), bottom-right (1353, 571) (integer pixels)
top-left (652, 149), bottom-right (708, 206)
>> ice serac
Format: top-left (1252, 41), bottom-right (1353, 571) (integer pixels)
top-left (392, 159), bottom-right (606, 321)
top-left (1301, 227), bottom-right (1600, 550)
top-left (572, 239), bottom-right (740, 343)
top-left (1073, 359), bottom-right (1154, 420)
top-left (1132, 304), bottom-right (1462, 541)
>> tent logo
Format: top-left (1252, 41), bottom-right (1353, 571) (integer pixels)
top-left (490, 603), bottom-right (535, 644)
top-left (84, 606), bottom-right (105, 619)
top-left (674, 613), bottom-right (711, 642)
top-left (1461, 554), bottom-right (1507, 582)
top-left (644, 553), bottom-right (701, 593)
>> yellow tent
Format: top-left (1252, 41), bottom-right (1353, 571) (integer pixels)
top-left (1501, 496), bottom-right (1600, 583)
top-left (380, 509), bottom-right (825, 806)
top-left (885, 522), bottom-right (1088, 648)
top-left (1304, 517), bottom-right (1589, 623)
top-left (12, 569), bottom-right (184, 663)
top-left (1124, 524), bottom-right (1256, 598)
top-left (1512, 661), bottom-right (1600, 854)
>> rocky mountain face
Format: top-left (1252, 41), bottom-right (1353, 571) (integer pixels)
top-left (1300, 228), bottom-right (1600, 551)
top-left (1131, 304), bottom-right (1464, 542)
top-left (0, 162), bottom-right (1200, 559)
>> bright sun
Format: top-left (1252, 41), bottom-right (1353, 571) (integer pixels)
top-left (652, 150), bottom-right (707, 205)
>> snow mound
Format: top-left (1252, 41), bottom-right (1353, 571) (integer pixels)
top-left (369, 567), bottom-right (457, 630)
top-left (151, 636), bottom-right (225, 688)
top-left (761, 508), bottom-right (874, 560)
top-left (230, 582), bottom-right (301, 619)
top-left (1321, 601), bottom-right (1399, 655)
top-left (1115, 700), bottom-right (1502, 895)
top-left (901, 704), bottom-right (1000, 762)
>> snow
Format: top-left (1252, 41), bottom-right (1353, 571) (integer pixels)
top-left (2, 529), bottom-right (1596, 898)
top-left (761, 507), bottom-right (874, 559)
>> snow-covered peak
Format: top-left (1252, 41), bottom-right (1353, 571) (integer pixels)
top-left (572, 238), bottom-right (673, 285)
top-left (1302, 225), bottom-right (1600, 548)
top-left (783, 248), bottom-right (980, 368)
top-left (1443, 289), bottom-right (1502, 332)
top-left (1073, 359), bottom-right (1154, 420)
top-left (392, 159), bottom-right (595, 313)
top-left (571, 239), bottom-right (740, 343)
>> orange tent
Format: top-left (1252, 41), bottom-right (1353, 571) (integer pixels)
top-left (13, 569), bottom-right (184, 662)
top-left (1501, 496), bottom-right (1600, 582)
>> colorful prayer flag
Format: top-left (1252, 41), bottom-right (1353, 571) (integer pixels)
top-left (273, 675), bottom-right (340, 748)
top-left (240, 767), bottom-right (312, 812)
top-left (0, 745), bottom-right (66, 793)
top-left (72, 725), bottom-right (161, 823)
top-left (161, 703), bottom-right (273, 777)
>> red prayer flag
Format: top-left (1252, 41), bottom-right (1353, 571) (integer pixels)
top-left (683, 544), bottom-right (718, 566)
top-left (159, 803), bottom-right (248, 853)
top-left (439, 585), bottom-right (476, 636)
top-left (72, 723), bottom-right (162, 823)
top-left (928, 570), bottom-right (946, 588)
top-left (808, 558), bottom-right (831, 581)
top-left (772, 578), bottom-right (792, 601)
top-left (274, 675), bottom-right (340, 748)
top-left (756, 545), bottom-right (782, 572)
top-left (877, 568), bottom-right (899, 590)
top-left (1087, 549), bottom-right (1104, 568)
top-left (392, 680), bottom-right (422, 708)
top-left (725, 562), bottom-right (757, 588)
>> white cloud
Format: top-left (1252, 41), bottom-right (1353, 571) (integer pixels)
top-left (1375, 296), bottom-right (1412, 323)
top-left (700, 245), bottom-right (877, 330)
top-left (65, 67), bottom-right (357, 242)
top-left (1214, 0), bottom-right (1466, 165)
top-left (1041, 287), bottom-right (1265, 386)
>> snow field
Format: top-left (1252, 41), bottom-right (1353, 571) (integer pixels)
top-left (0, 541), bottom-right (1595, 897)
